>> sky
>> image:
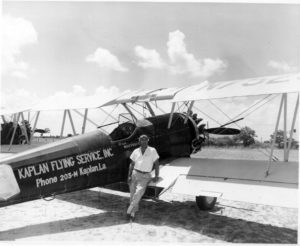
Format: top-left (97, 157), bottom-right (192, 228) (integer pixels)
top-left (1, 1), bottom-right (300, 140)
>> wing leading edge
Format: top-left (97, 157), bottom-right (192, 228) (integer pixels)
top-left (148, 157), bottom-right (298, 208)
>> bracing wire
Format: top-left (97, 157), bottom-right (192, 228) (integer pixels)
top-left (132, 102), bottom-right (146, 116)
top-left (228, 95), bottom-right (280, 160)
top-left (234, 95), bottom-right (281, 161)
top-left (169, 102), bottom-right (192, 128)
top-left (100, 105), bottom-right (118, 126)
top-left (177, 102), bottom-right (187, 112)
top-left (150, 101), bottom-right (166, 114)
top-left (134, 102), bottom-right (150, 117)
top-left (194, 95), bottom-right (280, 161)
top-left (193, 104), bottom-right (223, 126)
top-left (29, 111), bottom-right (37, 124)
top-left (127, 104), bottom-right (144, 117)
top-left (242, 94), bottom-right (279, 118)
top-left (208, 99), bottom-right (241, 128)
top-left (229, 94), bottom-right (273, 122)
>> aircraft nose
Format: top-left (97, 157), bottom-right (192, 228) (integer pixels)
top-left (0, 164), bottom-right (20, 201)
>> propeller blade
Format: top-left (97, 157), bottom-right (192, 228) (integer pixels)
top-left (205, 127), bottom-right (241, 135)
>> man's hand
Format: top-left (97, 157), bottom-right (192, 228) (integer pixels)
top-left (152, 176), bottom-right (159, 183)
top-left (127, 176), bottom-right (132, 183)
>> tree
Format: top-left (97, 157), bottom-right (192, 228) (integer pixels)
top-left (270, 130), bottom-right (298, 149)
top-left (234, 126), bottom-right (256, 147)
top-left (270, 130), bottom-right (284, 147)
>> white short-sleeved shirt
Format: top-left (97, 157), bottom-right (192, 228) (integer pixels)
top-left (130, 146), bottom-right (159, 172)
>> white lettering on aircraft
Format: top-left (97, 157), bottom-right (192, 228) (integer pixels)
top-left (79, 163), bottom-right (107, 176)
top-left (18, 162), bottom-right (49, 179)
top-left (50, 157), bottom-right (75, 171)
top-left (76, 148), bottom-right (113, 165)
top-left (36, 176), bottom-right (58, 187)
top-left (17, 148), bottom-right (114, 186)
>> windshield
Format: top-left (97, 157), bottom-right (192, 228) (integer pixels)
top-left (109, 122), bottom-right (136, 141)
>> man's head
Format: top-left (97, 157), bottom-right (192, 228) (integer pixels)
top-left (139, 134), bottom-right (149, 148)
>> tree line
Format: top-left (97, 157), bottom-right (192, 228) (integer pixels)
top-left (205, 126), bottom-right (298, 149)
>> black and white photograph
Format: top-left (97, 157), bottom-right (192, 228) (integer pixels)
top-left (0, 0), bottom-right (299, 244)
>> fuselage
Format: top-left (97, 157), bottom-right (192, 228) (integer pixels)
top-left (0, 113), bottom-right (198, 207)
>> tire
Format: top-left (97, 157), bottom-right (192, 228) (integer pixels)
top-left (195, 196), bottom-right (217, 210)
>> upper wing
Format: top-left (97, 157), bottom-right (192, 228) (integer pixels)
top-left (149, 157), bottom-right (298, 208)
top-left (3, 74), bottom-right (298, 114)
top-left (1, 107), bottom-right (31, 116)
top-left (101, 87), bottom-right (183, 107)
top-left (172, 73), bottom-right (299, 102)
top-left (101, 73), bottom-right (299, 107)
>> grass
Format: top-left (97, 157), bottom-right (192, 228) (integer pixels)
top-left (194, 146), bottom-right (299, 162)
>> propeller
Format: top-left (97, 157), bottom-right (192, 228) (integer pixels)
top-left (196, 118), bottom-right (242, 136)
top-left (205, 127), bottom-right (240, 135)
top-left (190, 115), bottom-right (241, 153)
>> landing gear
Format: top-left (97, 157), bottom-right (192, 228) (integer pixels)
top-left (195, 196), bottom-right (217, 210)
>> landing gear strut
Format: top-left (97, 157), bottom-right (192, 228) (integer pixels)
top-left (195, 196), bottom-right (217, 210)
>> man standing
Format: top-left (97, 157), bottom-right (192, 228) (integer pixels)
top-left (126, 134), bottom-right (159, 221)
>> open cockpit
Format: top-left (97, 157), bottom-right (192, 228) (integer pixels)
top-left (109, 122), bottom-right (136, 141)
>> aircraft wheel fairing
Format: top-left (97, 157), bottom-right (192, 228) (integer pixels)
top-left (195, 196), bottom-right (217, 210)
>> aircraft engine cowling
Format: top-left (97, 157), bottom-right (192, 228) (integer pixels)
top-left (146, 113), bottom-right (199, 158)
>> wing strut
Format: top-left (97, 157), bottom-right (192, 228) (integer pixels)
top-left (60, 110), bottom-right (67, 138)
top-left (19, 112), bottom-right (30, 145)
top-left (81, 109), bottom-right (88, 134)
top-left (267, 94), bottom-right (284, 171)
top-left (8, 113), bottom-right (21, 151)
top-left (31, 111), bottom-right (40, 143)
top-left (168, 102), bottom-right (176, 129)
top-left (287, 94), bottom-right (299, 160)
top-left (184, 101), bottom-right (194, 124)
top-left (283, 93), bottom-right (287, 161)
top-left (145, 102), bottom-right (155, 116)
top-left (1, 115), bottom-right (7, 123)
top-left (266, 93), bottom-right (297, 176)
top-left (66, 110), bottom-right (77, 135)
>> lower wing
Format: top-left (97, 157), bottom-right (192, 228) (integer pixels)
top-left (148, 157), bottom-right (298, 208)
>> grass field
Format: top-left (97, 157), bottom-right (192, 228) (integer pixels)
top-left (194, 146), bottom-right (299, 162)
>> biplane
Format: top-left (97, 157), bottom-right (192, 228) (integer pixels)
top-left (0, 73), bottom-right (298, 210)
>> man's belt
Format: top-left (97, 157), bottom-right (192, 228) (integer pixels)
top-left (134, 169), bottom-right (150, 174)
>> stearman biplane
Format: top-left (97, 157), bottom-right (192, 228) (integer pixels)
top-left (0, 73), bottom-right (299, 210)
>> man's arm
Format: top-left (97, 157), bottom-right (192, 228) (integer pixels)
top-left (128, 160), bottom-right (135, 182)
top-left (152, 159), bottom-right (159, 182)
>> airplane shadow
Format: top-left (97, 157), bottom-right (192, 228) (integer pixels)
top-left (0, 189), bottom-right (297, 243)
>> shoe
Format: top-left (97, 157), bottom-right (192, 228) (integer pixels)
top-left (126, 213), bottom-right (131, 220)
top-left (129, 215), bottom-right (135, 222)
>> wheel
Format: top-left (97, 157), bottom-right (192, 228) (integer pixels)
top-left (196, 196), bottom-right (217, 210)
